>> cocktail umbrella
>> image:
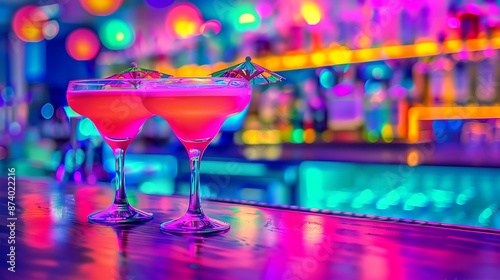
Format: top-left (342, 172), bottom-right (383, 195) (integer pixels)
top-left (106, 62), bottom-right (171, 87)
top-left (210, 56), bottom-right (285, 85)
top-left (107, 62), bottom-right (171, 79)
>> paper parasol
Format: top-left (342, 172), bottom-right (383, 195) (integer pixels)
top-left (105, 62), bottom-right (171, 88)
top-left (210, 56), bottom-right (285, 85)
top-left (106, 62), bottom-right (171, 79)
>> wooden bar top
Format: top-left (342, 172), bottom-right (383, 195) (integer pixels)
top-left (1, 178), bottom-right (500, 280)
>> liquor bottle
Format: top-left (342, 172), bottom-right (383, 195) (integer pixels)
top-left (388, 61), bottom-right (409, 138)
top-left (428, 34), bottom-right (456, 105)
top-left (310, 76), bottom-right (328, 133)
top-left (458, 6), bottom-right (481, 104)
top-left (417, 2), bottom-right (431, 40)
top-left (326, 66), bottom-right (362, 132)
top-left (476, 51), bottom-right (495, 105)
top-left (301, 77), bottom-right (316, 132)
top-left (412, 56), bottom-right (431, 105)
top-left (400, 8), bottom-right (417, 45)
top-left (491, 23), bottom-right (500, 105)
top-left (289, 25), bottom-right (304, 52)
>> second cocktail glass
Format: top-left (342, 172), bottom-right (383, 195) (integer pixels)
top-left (67, 79), bottom-right (154, 224)
top-left (141, 77), bottom-right (251, 234)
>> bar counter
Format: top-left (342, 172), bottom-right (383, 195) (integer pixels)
top-left (1, 178), bottom-right (500, 280)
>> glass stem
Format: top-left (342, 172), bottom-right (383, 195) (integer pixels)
top-left (113, 148), bottom-right (129, 205)
top-left (187, 149), bottom-right (203, 215)
top-left (70, 116), bottom-right (82, 174)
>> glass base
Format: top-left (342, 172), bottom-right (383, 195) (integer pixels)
top-left (160, 213), bottom-right (230, 235)
top-left (88, 203), bottom-right (153, 224)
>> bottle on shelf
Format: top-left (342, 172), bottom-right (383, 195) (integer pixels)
top-left (458, 5), bottom-right (481, 104)
top-left (428, 34), bottom-right (456, 105)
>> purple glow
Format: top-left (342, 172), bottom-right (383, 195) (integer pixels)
top-left (484, 48), bottom-right (494, 58)
top-left (257, 2), bottom-right (273, 18)
top-left (333, 84), bottom-right (354, 97)
top-left (448, 18), bottom-right (460, 29)
top-left (145, 0), bottom-right (175, 8)
top-left (458, 50), bottom-right (468, 60)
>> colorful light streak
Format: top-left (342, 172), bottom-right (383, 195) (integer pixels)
top-left (147, 38), bottom-right (500, 76)
top-left (408, 106), bottom-right (500, 143)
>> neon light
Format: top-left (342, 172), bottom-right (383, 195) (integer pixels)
top-left (408, 106), bottom-right (500, 143)
top-left (98, 20), bottom-right (134, 50)
top-left (144, 38), bottom-right (500, 75)
top-left (79, 0), bottom-right (122, 16)
top-left (301, 3), bottom-right (321, 26)
top-left (239, 13), bottom-right (256, 24)
top-left (66, 28), bottom-right (100, 60)
top-left (12, 5), bottom-right (48, 42)
top-left (165, 3), bottom-right (202, 38)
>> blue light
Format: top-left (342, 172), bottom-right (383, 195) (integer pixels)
top-left (447, 119), bottom-right (462, 132)
top-left (319, 69), bottom-right (335, 89)
top-left (41, 103), bottom-right (54, 119)
top-left (25, 42), bottom-right (46, 83)
top-left (365, 62), bottom-right (392, 80)
top-left (432, 120), bottom-right (446, 133)
top-left (8, 122), bottom-right (21, 135)
top-left (364, 79), bottom-right (382, 95)
top-left (1, 87), bottom-right (14, 104)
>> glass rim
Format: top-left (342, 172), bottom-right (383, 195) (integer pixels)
top-left (68, 77), bottom-right (250, 84)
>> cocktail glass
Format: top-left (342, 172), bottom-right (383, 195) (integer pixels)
top-left (67, 79), bottom-right (154, 224)
top-left (141, 78), bottom-right (251, 234)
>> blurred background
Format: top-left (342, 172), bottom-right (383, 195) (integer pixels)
top-left (0, 0), bottom-right (499, 229)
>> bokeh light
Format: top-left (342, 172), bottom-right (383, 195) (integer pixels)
top-left (233, 4), bottom-right (260, 32)
top-left (367, 130), bottom-right (379, 143)
top-left (301, 3), bottom-right (321, 26)
top-left (9, 122), bottom-right (21, 136)
top-left (165, 3), bottom-right (203, 38)
top-left (12, 5), bottom-right (49, 42)
top-left (239, 13), bottom-right (256, 24)
top-left (42, 20), bottom-right (59, 40)
top-left (79, 118), bottom-right (99, 137)
top-left (1, 87), bottom-right (15, 104)
top-left (99, 19), bottom-right (135, 50)
top-left (40, 103), bottom-right (54, 119)
top-left (364, 79), bottom-right (382, 95)
top-left (200, 20), bottom-right (221, 38)
top-left (256, 2), bottom-right (273, 18)
top-left (145, 0), bottom-right (175, 8)
top-left (448, 17), bottom-right (460, 29)
top-left (407, 150), bottom-right (420, 166)
top-left (79, 0), bottom-right (122, 16)
top-left (319, 69), bottom-right (334, 89)
top-left (66, 28), bottom-right (100, 60)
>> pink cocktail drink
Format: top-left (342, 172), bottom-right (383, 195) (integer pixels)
top-left (66, 79), bottom-right (154, 224)
top-left (67, 89), bottom-right (152, 151)
top-left (141, 84), bottom-right (251, 152)
top-left (141, 78), bottom-right (251, 234)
